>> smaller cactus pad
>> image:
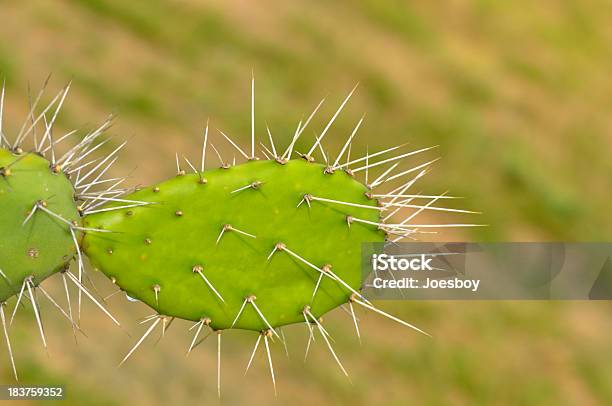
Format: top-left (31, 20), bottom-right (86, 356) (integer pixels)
top-left (0, 148), bottom-right (80, 301)
top-left (83, 159), bottom-right (385, 331)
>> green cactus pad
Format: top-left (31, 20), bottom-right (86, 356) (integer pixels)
top-left (0, 148), bottom-right (80, 302)
top-left (83, 159), bottom-right (385, 331)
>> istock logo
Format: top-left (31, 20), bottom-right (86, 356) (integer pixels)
top-left (372, 254), bottom-right (434, 272)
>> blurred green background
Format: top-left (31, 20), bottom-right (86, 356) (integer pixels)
top-left (1, 0), bottom-right (611, 404)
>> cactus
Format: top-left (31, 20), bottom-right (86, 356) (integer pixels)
top-left (0, 78), bottom-right (476, 393)
top-left (83, 158), bottom-right (384, 330)
top-left (81, 80), bottom-right (477, 395)
top-left (0, 148), bottom-right (80, 302)
top-left (0, 79), bottom-right (124, 380)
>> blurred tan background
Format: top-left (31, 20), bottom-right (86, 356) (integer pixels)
top-left (0, 0), bottom-right (611, 404)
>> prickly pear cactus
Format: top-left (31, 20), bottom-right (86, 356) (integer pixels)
top-left (79, 83), bottom-right (471, 390)
top-left (0, 79), bottom-right (471, 391)
top-left (0, 80), bottom-right (124, 380)
top-left (84, 159), bottom-right (384, 330)
top-left (0, 148), bottom-right (80, 301)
